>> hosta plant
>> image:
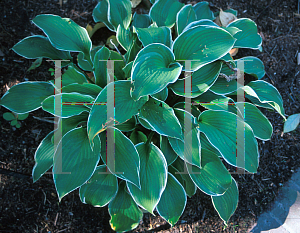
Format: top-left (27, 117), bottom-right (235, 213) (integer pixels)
top-left (0, 0), bottom-right (285, 232)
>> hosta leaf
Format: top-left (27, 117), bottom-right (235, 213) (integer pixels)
top-left (193, 1), bottom-right (215, 20)
top-left (32, 14), bottom-right (92, 61)
top-left (149, 0), bottom-right (184, 28)
top-left (139, 98), bottom-right (183, 140)
top-left (62, 83), bottom-right (102, 99)
top-left (127, 143), bottom-right (168, 214)
top-left (117, 25), bottom-right (134, 51)
top-left (227, 18), bottom-right (262, 49)
top-left (200, 132), bottom-right (221, 157)
top-left (42, 93), bottom-right (93, 118)
top-left (156, 173), bottom-right (187, 226)
top-left (0, 81), bottom-right (54, 114)
top-left (168, 109), bottom-right (201, 167)
top-left (131, 43), bottom-right (182, 100)
top-left (109, 181), bottom-right (143, 232)
top-left (79, 165), bottom-right (118, 207)
top-left (176, 4), bottom-right (197, 35)
top-left (198, 110), bottom-right (259, 173)
top-left (130, 130), bottom-right (148, 145)
top-left (173, 102), bottom-right (201, 118)
top-left (284, 114), bottom-right (300, 133)
top-left (52, 64), bottom-right (88, 88)
top-left (115, 116), bottom-right (136, 132)
top-left (138, 115), bottom-right (154, 130)
top-left (125, 38), bottom-right (142, 63)
top-left (77, 52), bottom-right (93, 71)
top-left (235, 102), bottom-right (273, 140)
top-left (100, 127), bottom-right (140, 188)
top-left (242, 80), bottom-right (285, 118)
top-left (172, 25), bottom-right (235, 71)
top-left (123, 61), bottom-right (133, 78)
top-left (182, 19), bottom-right (218, 33)
top-left (93, 0), bottom-right (114, 31)
top-left (32, 131), bottom-right (56, 182)
top-left (132, 12), bottom-right (151, 28)
top-left (17, 113), bottom-right (29, 121)
top-left (88, 81), bottom-right (148, 141)
top-left (170, 61), bottom-right (222, 98)
top-left (135, 27), bottom-right (172, 48)
top-left (187, 149), bottom-right (232, 196)
top-left (160, 136), bottom-right (178, 165)
top-left (193, 90), bottom-right (237, 113)
top-left (109, 51), bottom-right (126, 80)
top-left (235, 56), bottom-right (265, 79)
top-left (171, 158), bottom-right (197, 197)
top-left (93, 46), bottom-right (111, 87)
top-left (12, 35), bottom-right (71, 62)
top-left (107, 0), bottom-right (132, 31)
top-left (151, 87), bottom-right (168, 101)
top-left (53, 127), bottom-right (101, 200)
top-left (212, 178), bottom-right (238, 223)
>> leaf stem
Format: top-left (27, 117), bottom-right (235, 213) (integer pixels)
top-left (145, 131), bottom-right (155, 146)
top-left (110, 39), bottom-right (126, 63)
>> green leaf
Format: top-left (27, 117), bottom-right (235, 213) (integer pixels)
top-left (173, 102), bottom-right (201, 118)
top-left (198, 110), bottom-right (259, 173)
top-left (182, 19), bottom-right (218, 33)
top-left (156, 173), bottom-right (187, 226)
top-left (138, 115), bottom-right (154, 130)
top-left (151, 87), bottom-right (168, 101)
top-left (243, 80), bottom-right (285, 119)
top-left (32, 131), bottom-right (56, 182)
top-left (139, 98), bottom-right (183, 140)
top-left (214, 9), bottom-right (238, 17)
top-left (124, 38), bottom-right (142, 63)
top-left (168, 109), bottom-right (201, 167)
top-left (109, 51), bottom-right (126, 80)
top-left (58, 64), bottom-right (88, 87)
top-left (149, 0), bottom-right (184, 28)
top-left (107, 0), bottom-right (132, 31)
top-left (108, 181), bottom-right (143, 232)
top-left (212, 178), bottom-right (238, 223)
top-left (10, 119), bottom-right (17, 126)
top-left (130, 130), bottom-right (148, 145)
top-left (115, 116), bottom-right (136, 132)
top-left (79, 165), bottom-right (118, 207)
top-left (193, 90), bottom-right (237, 113)
top-left (93, 1), bottom-right (114, 31)
top-left (160, 136), bottom-right (178, 165)
top-left (32, 14), bottom-right (92, 60)
top-left (132, 12), bottom-right (151, 28)
top-left (88, 81), bottom-right (148, 141)
top-left (77, 52), bottom-right (93, 71)
top-left (172, 25), bottom-right (235, 71)
top-left (131, 43), bottom-right (182, 100)
top-left (53, 127), bottom-right (100, 200)
top-left (15, 122), bottom-right (21, 128)
top-left (227, 18), bottom-right (262, 49)
top-left (17, 113), bottom-right (29, 120)
top-left (170, 61), bottom-right (222, 98)
top-left (27, 57), bottom-right (43, 72)
top-left (193, 1), bottom-right (214, 20)
top-left (135, 26), bottom-right (172, 48)
top-left (12, 35), bottom-right (71, 62)
top-left (176, 4), bottom-right (197, 35)
top-left (62, 83), bottom-right (102, 99)
top-left (42, 93), bottom-right (93, 118)
top-left (235, 56), bottom-right (265, 79)
top-left (171, 157), bottom-right (197, 197)
top-left (117, 25), bottom-right (134, 51)
top-left (127, 142), bottom-right (168, 214)
top-left (200, 132), bottom-right (222, 157)
top-left (0, 81), bottom-right (54, 114)
top-left (100, 127), bottom-right (141, 188)
top-left (123, 61), bottom-right (134, 78)
top-left (235, 102), bottom-right (273, 140)
top-left (188, 149), bottom-right (232, 196)
top-left (3, 112), bottom-right (15, 121)
top-left (284, 114), bottom-right (300, 133)
top-left (93, 46), bottom-right (111, 87)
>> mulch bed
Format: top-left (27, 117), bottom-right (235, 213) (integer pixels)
top-left (0, 0), bottom-right (299, 232)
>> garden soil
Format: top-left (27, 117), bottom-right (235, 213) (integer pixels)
top-left (0, 0), bottom-right (299, 232)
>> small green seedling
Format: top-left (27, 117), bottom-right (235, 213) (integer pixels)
top-left (3, 112), bottom-right (29, 128)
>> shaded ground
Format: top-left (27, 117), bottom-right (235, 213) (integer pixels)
top-left (0, 0), bottom-right (300, 232)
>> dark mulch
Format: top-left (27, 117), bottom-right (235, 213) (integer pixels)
top-left (0, 0), bottom-right (299, 232)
